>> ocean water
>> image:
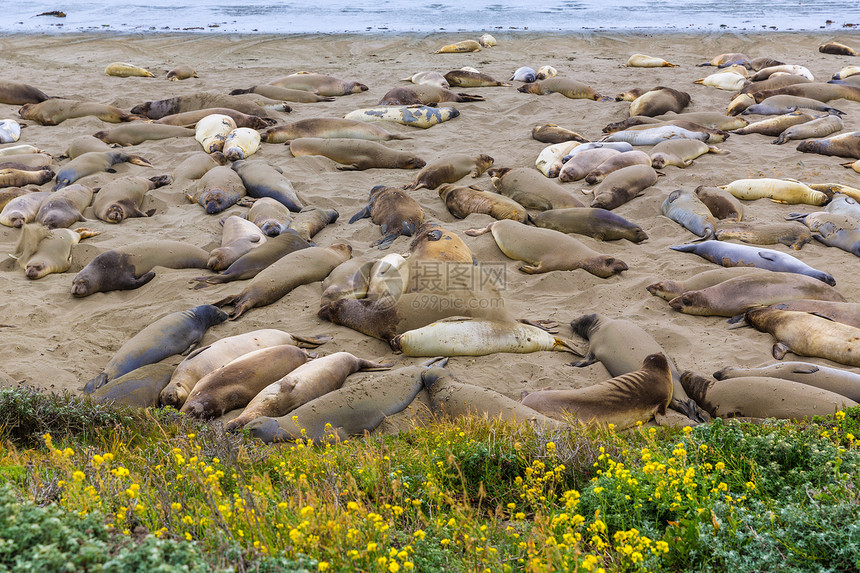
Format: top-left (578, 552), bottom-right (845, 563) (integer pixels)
top-left (2, 0), bottom-right (858, 35)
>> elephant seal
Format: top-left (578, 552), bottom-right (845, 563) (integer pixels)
top-left (522, 354), bottom-right (673, 429)
top-left (698, 53), bottom-right (751, 68)
top-left (439, 183), bottom-right (528, 222)
top-left (820, 41), bottom-right (857, 55)
top-left (262, 118), bottom-right (407, 144)
top-left (559, 148), bottom-right (621, 183)
top-left (826, 194), bottom-right (860, 219)
top-left (661, 188), bottom-right (717, 239)
top-left (71, 240), bottom-right (209, 296)
top-left (89, 363), bottom-right (176, 408)
top-left (626, 54), bottom-right (678, 67)
top-left (444, 70), bottom-right (509, 88)
top-left (531, 124), bottom-right (589, 144)
top-left (719, 178), bottom-right (826, 205)
top-left (289, 138), bottom-right (425, 171)
top-left (713, 361), bottom-right (860, 403)
top-left (407, 221), bottom-right (476, 265)
top-left (319, 256), bottom-right (375, 306)
top-left (247, 197), bottom-right (292, 237)
top-left (231, 160), bottom-right (305, 211)
top-left (590, 165), bottom-right (659, 210)
top-left (54, 151), bottom-right (152, 190)
top-left (208, 215), bottom-right (266, 271)
top-left (582, 150), bottom-right (652, 184)
top-left (649, 140), bottom-right (726, 169)
top-left (489, 167), bottom-right (584, 210)
top-left (751, 65), bottom-right (813, 81)
top-left (753, 82), bottom-right (860, 103)
top-left (188, 166), bottom-right (247, 214)
top-left (694, 185), bottom-right (743, 221)
top-left (646, 267), bottom-right (767, 301)
top-left (797, 132), bottom-right (860, 159)
top-left (195, 114), bottom-right (236, 153)
top-left (160, 329), bottom-right (329, 409)
top-left (402, 71), bottom-right (450, 88)
top-left (104, 62), bottom-right (153, 77)
top-left (742, 95), bottom-right (845, 116)
top-left (167, 65), bottom-right (198, 81)
top-left (173, 151), bottom-right (226, 181)
top-left (434, 40), bottom-right (482, 53)
top-left (789, 211), bottom-right (860, 256)
top-left (180, 345), bottom-right (315, 419)
top-left (287, 206), bottom-right (339, 241)
top-left (10, 224), bottom-right (99, 279)
top-left (682, 371), bottom-right (856, 420)
top-left (629, 87), bottom-right (691, 117)
top-left (92, 175), bottom-right (171, 223)
top-left (729, 110), bottom-right (816, 136)
top-left (268, 73), bottom-right (368, 96)
top-left (213, 244), bottom-right (352, 320)
top-left (19, 99), bottom-right (142, 125)
top-left (407, 154), bottom-right (494, 190)
top-left (0, 80), bottom-right (49, 105)
top-left (510, 67), bottom-right (536, 82)
top-left (130, 93), bottom-right (277, 120)
top-left (379, 85), bottom-right (484, 105)
top-left (694, 71), bottom-right (747, 91)
top-left (225, 351), bottom-right (392, 431)
top-left (760, 299), bottom-right (860, 330)
top-left (0, 191), bottom-right (50, 227)
top-left (465, 219), bottom-right (627, 277)
top-left (670, 241), bottom-right (835, 285)
top-left (518, 78), bottom-right (606, 100)
top-left (569, 313), bottom-right (701, 422)
top-left (192, 229), bottom-right (309, 287)
top-left (63, 135), bottom-right (112, 159)
top-left (93, 124), bottom-right (194, 146)
top-left (774, 115), bottom-right (844, 145)
top-left (223, 128), bottom-right (261, 161)
top-left (713, 221), bottom-right (812, 250)
top-left (343, 105), bottom-right (460, 129)
top-left (230, 84), bottom-right (335, 103)
top-left (349, 185), bottom-right (425, 249)
top-left (0, 168), bottom-right (53, 189)
top-left (530, 208), bottom-right (647, 242)
top-left (535, 141), bottom-right (581, 178)
top-left (83, 304), bottom-right (228, 393)
top-left (155, 108), bottom-right (275, 129)
top-left (0, 186), bottom-right (36, 211)
top-left (745, 307), bottom-right (860, 365)
top-left (666, 272), bottom-right (845, 317)
top-left (35, 184), bottom-right (92, 229)
top-left (0, 154), bottom-right (53, 171)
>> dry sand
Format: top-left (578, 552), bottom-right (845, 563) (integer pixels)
top-left (0, 32), bottom-right (858, 418)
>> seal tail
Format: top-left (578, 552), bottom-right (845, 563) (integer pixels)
top-left (291, 334), bottom-right (333, 348)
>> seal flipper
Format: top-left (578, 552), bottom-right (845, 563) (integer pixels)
top-left (670, 397), bottom-right (708, 424)
top-left (793, 365), bottom-right (820, 374)
top-left (348, 205), bottom-right (371, 224)
top-left (772, 341), bottom-right (791, 360)
top-left (372, 234), bottom-right (399, 249)
top-left (569, 352), bottom-right (597, 368)
top-left (132, 271), bottom-right (156, 288)
top-left (83, 372), bottom-right (108, 394)
top-left (290, 334), bottom-right (332, 348)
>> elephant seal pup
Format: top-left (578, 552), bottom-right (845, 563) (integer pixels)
top-left (64, 135), bottom-right (113, 159)
top-left (10, 224), bottom-right (99, 279)
top-left (0, 154), bottom-right (53, 171)
top-left (745, 307), bottom-right (860, 365)
top-left (35, 184), bottom-right (92, 229)
top-left (489, 167), bottom-right (584, 210)
top-left (214, 243), bottom-right (352, 320)
top-left (89, 363), bottom-right (176, 408)
top-left (789, 211), bottom-right (860, 256)
top-left (230, 85), bottom-right (335, 103)
top-left (195, 114), bottom-right (236, 153)
top-left (681, 371), bottom-right (855, 420)
top-left (667, 272), bottom-right (845, 317)
top-left (407, 221), bottom-right (476, 266)
top-left (208, 215), bottom-right (266, 271)
top-left (774, 115), bottom-right (844, 145)
top-left (188, 165), bottom-right (247, 214)
top-left (569, 313), bottom-right (701, 422)
top-left (0, 80), bottom-right (49, 105)
top-left (407, 154), bottom-right (494, 190)
top-left (583, 150), bottom-right (653, 184)
top-left (434, 40), bottom-right (482, 53)
top-left (559, 148), bottom-right (622, 183)
top-left (155, 108), bottom-right (275, 129)
top-left (719, 178), bottom-right (826, 205)
top-left (439, 184), bottom-right (527, 222)
top-left (93, 175), bottom-right (171, 223)
top-left (531, 124), bottom-right (589, 144)
top-left (694, 186), bottom-right (743, 221)
top-left (349, 185), bottom-right (425, 249)
top-left (378, 85), bottom-right (484, 105)
top-left (247, 197), bottom-right (292, 237)
top-left (0, 187), bottom-right (36, 211)
top-left (93, 124), bottom-right (194, 146)
top-left (288, 207), bottom-right (339, 242)
top-left (225, 351), bottom-right (392, 431)
top-left (180, 345), bottom-right (314, 419)
top-left (104, 62), bottom-right (153, 77)
top-left (289, 138), bottom-right (425, 171)
top-left (83, 304), bottom-right (228, 393)
top-left (444, 70), bottom-right (509, 88)
top-left (0, 168), bottom-right (53, 189)
top-left (54, 151), bottom-right (152, 190)
top-left (646, 267), bottom-right (767, 301)
top-left (627, 54), bottom-right (678, 67)
top-left (0, 191), bottom-right (50, 227)
top-left (530, 208), bottom-right (647, 242)
top-left (649, 140), bottom-right (726, 169)
top-left (522, 354), bottom-right (673, 429)
top-left (262, 118), bottom-right (407, 144)
top-left (130, 93), bottom-right (277, 119)
top-left (19, 99), bottom-right (142, 125)
top-left (820, 42), bottom-right (858, 56)
top-left (192, 229), bottom-right (309, 287)
top-left (268, 73), bottom-right (368, 96)
top-left (729, 110), bottom-right (816, 136)
top-left (167, 65), bottom-right (198, 81)
top-left (764, 300), bottom-right (860, 330)
top-left (343, 105), bottom-right (459, 129)
top-left (797, 132), bottom-right (860, 159)
top-left (714, 361), bottom-right (860, 403)
top-left (223, 128), bottom-right (261, 161)
top-left (753, 82), bottom-right (860, 104)
top-left (670, 241), bottom-right (835, 285)
top-left (698, 52), bottom-right (752, 68)
top-left (231, 160), bottom-right (305, 211)
top-left (535, 141), bottom-right (582, 178)
top-left (590, 165), bottom-right (659, 210)
top-left (518, 78), bottom-right (606, 100)
top-left (71, 240), bottom-right (209, 297)
top-left (629, 87), bottom-right (691, 117)
top-left (319, 256), bottom-right (375, 306)
top-left (173, 151), bottom-right (226, 181)
top-left (402, 71), bottom-right (450, 88)
top-left (160, 328), bottom-right (329, 409)
top-left (742, 95), bottom-right (845, 116)
top-left (465, 219), bottom-right (627, 277)
top-left (826, 194), bottom-right (860, 219)
top-left (713, 221), bottom-right (812, 250)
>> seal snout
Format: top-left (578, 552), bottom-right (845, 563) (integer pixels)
top-left (70, 279), bottom-right (90, 297)
top-left (25, 264), bottom-right (45, 279)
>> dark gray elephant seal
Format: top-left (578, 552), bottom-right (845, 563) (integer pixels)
top-left (530, 208), bottom-right (647, 242)
top-left (35, 184), bottom-right (92, 229)
top-left (89, 363), bottom-right (176, 408)
top-left (349, 185), bottom-right (425, 249)
top-left (83, 304), bottom-right (228, 393)
top-left (231, 160), bottom-right (305, 212)
top-left (0, 80), bottom-right (50, 105)
top-left (54, 151), bottom-right (152, 190)
top-left (713, 361), bottom-right (860, 403)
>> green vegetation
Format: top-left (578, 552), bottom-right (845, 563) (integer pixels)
top-left (1, 385), bottom-right (859, 572)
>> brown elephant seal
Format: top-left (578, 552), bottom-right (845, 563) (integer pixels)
top-left (589, 165), bottom-right (659, 210)
top-left (694, 185), bottom-right (743, 221)
top-left (188, 165), bottom-right (247, 214)
top-left (319, 256), bottom-right (375, 306)
top-left (54, 151), bottom-right (152, 190)
top-left (379, 85), bottom-right (484, 105)
top-left (167, 65), bottom-right (198, 81)
top-left (160, 328), bottom-right (329, 408)
top-left (247, 197), bottom-right (293, 237)
top-left (438, 184), bottom-right (527, 222)
top-left (820, 42), bottom-right (858, 56)
top-left (230, 85), bottom-right (335, 103)
top-left (758, 300), bottom-right (860, 330)
top-left (420, 366), bottom-right (564, 428)
top-left (797, 132), bottom-right (860, 159)
top-left (214, 244), bottom-right (352, 320)
top-left (753, 83), bottom-right (860, 103)
top-left (531, 124), bottom-right (589, 144)
top-left (288, 206), bottom-right (339, 241)
top-left (83, 304), bottom-right (228, 393)
top-left (0, 191), bottom-right (50, 227)
top-left (518, 78), bottom-right (606, 100)
top-left (465, 219), bottom-right (627, 277)
top-left (667, 272), bottom-right (845, 317)
top-left (737, 74), bottom-right (812, 97)
top-left (93, 175), bottom-right (171, 223)
top-left (530, 208), bottom-right (647, 242)
top-left (569, 313), bottom-right (702, 422)
top-left (745, 306), bottom-right (860, 365)
top-left (444, 70), bottom-right (510, 88)
top-left (522, 354), bottom-right (672, 429)
top-left (699, 53), bottom-right (751, 68)
top-left (19, 99), bottom-right (142, 125)
top-left (603, 111), bottom-right (746, 133)
top-left (0, 153), bottom-right (53, 170)
top-left (408, 221), bottom-right (476, 266)
top-left (489, 167), bottom-right (584, 210)
top-left (130, 93), bottom-right (279, 120)
top-left (646, 267), bottom-right (767, 301)
top-left (713, 361), bottom-right (860, 403)
top-left (89, 363), bottom-right (176, 408)
top-left (629, 87), bottom-right (691, 117)
top-left (349, 185), bottom-right (425, 249)
top-left (71, 240), bottom-right (209, 296)
top-left (0, 168), bottom-right (54, 189)
top-left (0, 80), bottom-right (49, 105)
top-left (649, 140), bottom-right (726, 169)
top-left (680, 371), bottom-right (856, 420)
top-left (0, 186), bottom-right (36, 211)
top-left (406, 153), bottom-right (494, 190)
top-left (268, 73), bottom-right (368, 96)
top-left (729, 110), bottom-right (816, 137)
top-left (224, 351), bottom-right (392, 431)
top-left (208, 215), bottom-right (266, 271)
top-left (155, 108), bottom-right (275, 129)
top-left (63, 136), bottom-right (112, 160)
top-left (615, 88), bottom-right (647, 102)
top-left (10, 224), bottom-right (99, 279)
top-left (262, 118), bottom-right (407, 144)
top-left (173, 151), bottom-right (227, 181)
top-left (584, 150), bottom-right (653, 183)
top-left (559, 148), bottom-right (621, 183)
top-left (289, 138), bottom-right (425, 171)
top-left (35, 184), bottom-right (92, 229)
top-left (92, 124), bottom-right (194, 146)
top-left (180, 345), bottom-right (315, 419)
top-left (713, 221), bottom-right (812, 250)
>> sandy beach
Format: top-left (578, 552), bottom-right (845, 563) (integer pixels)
top-left (0, 31), bottom-right (858, 419)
